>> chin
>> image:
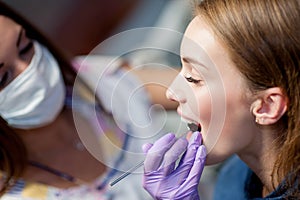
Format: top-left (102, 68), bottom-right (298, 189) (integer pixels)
top-left (204, 150), bottom-right (232, 166)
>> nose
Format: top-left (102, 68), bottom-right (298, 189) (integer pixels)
top-left (166, 74), bottom-right (186, 103)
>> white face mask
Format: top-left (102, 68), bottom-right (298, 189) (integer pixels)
top-left (0, 41), bottom-right (66, 129)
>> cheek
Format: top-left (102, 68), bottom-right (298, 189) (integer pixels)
top-left (184, 85), bottom-right (212, 124)
top-left (205, 110), bottom-right (254, 165)
top-left (193, 85), bottom-right (221, 141)
top-left (204, 87), bottom-right (255, 164)
top-left (196, 90), bottom-right (212, 129)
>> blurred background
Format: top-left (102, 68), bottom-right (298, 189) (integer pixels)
top-left (3, 0), bottom-right (191, 59)
top-left (2, 1), bottom-right (220, 199)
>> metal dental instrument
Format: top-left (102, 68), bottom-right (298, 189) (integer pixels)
top-left (109, 160), bottom-right (144, 187)
top-left (109, 123), bottom-right (199, 187)
top-left (187, 123), bottom-right (200, 132)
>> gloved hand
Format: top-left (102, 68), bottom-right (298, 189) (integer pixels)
top-left (142, 132), bottom-right (206, 200)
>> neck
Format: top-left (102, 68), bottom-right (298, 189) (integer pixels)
top-left (238, 128), bottom-right (280, 197)
top-left (15, 109), bottom-right (80, 161)
top-left (14, 109), bottom-right (107, 188)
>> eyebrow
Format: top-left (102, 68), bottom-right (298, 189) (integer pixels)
top-left (182, 56), bottom-right (208, 70)
top-left (16, 28), bottom-right (23, 47)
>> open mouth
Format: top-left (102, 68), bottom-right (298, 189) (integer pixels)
top-left (187, 123), bottom-right (201, 132)
top-left (181, 117), bottom-right (202, 132)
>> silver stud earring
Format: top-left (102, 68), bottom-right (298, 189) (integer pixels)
top-left (255, 118), bottom-right (265, 124)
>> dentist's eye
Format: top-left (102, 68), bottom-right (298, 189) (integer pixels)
top-left (0, 72), bottom-right (9, 88)
top-left (19, 41), bottom-right (33, 55)
top-left (185, 75), bottom-right (201, 84)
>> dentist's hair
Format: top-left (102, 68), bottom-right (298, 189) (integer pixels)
top-left (196, 0), bottom-right (299, 196)
top-left (0, 2), bottom-right (108, 195)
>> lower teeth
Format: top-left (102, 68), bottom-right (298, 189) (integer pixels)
top-left (187, 123), bottom-right (199, 132)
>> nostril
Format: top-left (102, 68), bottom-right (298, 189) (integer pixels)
top-left (166, 88), bottom-right (186, 103)
top-left (166, 88), bottom-right (176, 101)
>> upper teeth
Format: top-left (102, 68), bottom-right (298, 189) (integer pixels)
top-left (187, 123), bottom-right (199, 132)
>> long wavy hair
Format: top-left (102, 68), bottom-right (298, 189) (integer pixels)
top-left (196, 0), bottom-right (299, 197)
top-left (0, 2), bottom-right (79, 195)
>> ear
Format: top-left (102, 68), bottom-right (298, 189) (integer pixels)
top-left (251, 87), bottom-right (287, 125)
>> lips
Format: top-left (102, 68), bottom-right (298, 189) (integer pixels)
top-left (177, 108), bottom-right (202, 132)
top-left (180, 116), bottom-right (202, 132)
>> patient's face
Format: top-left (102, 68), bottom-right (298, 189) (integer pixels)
top-left (0, 15), bottom-right (34, 91)
top-left (167, 16), bottom-right (258, 165)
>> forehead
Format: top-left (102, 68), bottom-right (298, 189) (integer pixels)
top-left (181, 17), bottom-right (235, 70)
top-left (0, 15), bottom-right (20, 59)
top-left (181, 17), bottom-right (216, 53)
top-left (180, 17), bottom-right (247, 87)
top-left (0, 15), bottom-right (19, 32)
top-left (180, 17), bottom-right (218, 69)
top-left (181, 17), bottom-right (222, 60)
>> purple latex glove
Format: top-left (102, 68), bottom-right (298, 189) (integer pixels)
top-left (142, 132), bottom-right (206, 200)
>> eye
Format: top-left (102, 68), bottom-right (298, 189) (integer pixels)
top-left (0, 72), bottom-right (9, 89)
top-left (185, 75), bottom-right (201, 84)
top-left (19, 41), bottom-right (33, 55)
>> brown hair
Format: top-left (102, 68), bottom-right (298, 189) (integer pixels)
top-left (196, 0), bottom-right (299, 197)
top-left (0, 2), bottom-right (77, 195)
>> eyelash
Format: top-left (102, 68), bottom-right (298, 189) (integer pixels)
top-left (19, 41), bottom-right (33, 55)
top-left (185, 76), bottom-right (201, 84)
top-left (0, 41), bottom-right (33, 89)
